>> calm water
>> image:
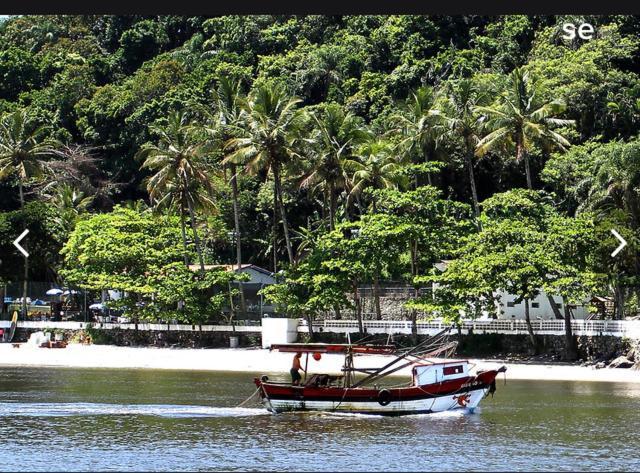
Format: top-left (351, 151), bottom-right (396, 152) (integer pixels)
top-left (1, 367), bottom-right (639, 471)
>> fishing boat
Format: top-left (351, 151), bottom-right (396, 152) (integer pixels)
top-left (254, 331), bottom-right (506, 416)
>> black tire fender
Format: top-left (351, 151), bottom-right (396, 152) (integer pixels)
top-left (378, 389), bottom-right (392, 406)
top-left (261, 375), bottom-right (269, 382)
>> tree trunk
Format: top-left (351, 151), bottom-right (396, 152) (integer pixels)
top-left (563, 296), bottom-right (577, 361)
top-left (373, 263), bottom-right (382, 320)
top-left (411, 308), bottom-right (418, 344)
top-left (272, 164), bottom-right (294, 265)
top-left (329, 181), bottom-right (337, 231)
top-left (179, 206), bottom-right (189, 267)
top-left (614, 284), bottom-right (625, 319)
top-left (272, 187), bottom-right (278, 273)
top-left (516, 135), bottom-right (532, 190)
top-left (353, 281), bottom-right (363, 334)
top-left (523, 298), bottom-right (538, 352)
top-left (465, 144), bottom-right (480, 218)
top-left (305, 312), bottom-right (315, 342)
top-left (524, 153), bottom-right (533, 190)
top-left (182, 173), bottom-right (206, 273)
top-left (19, 182), bottom-right (28, 319)
top-left (333, 305), bottom-right (342, 320)
top-left (547, 294), bottom-right (564, 320)
top-left (230, 164), bottom-right (246, 316)
top-left (185, 200), bottom-right (205, 273)
top-left (424, 149), bottom-right (433, 187)
top-left (227, 280), bottom-right (236, 324)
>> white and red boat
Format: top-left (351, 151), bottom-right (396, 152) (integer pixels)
top-left (254, 338), bottom-right (506, 416)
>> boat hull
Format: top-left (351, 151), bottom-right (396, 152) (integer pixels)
top-left (254, 368), bottom-right (503, 416)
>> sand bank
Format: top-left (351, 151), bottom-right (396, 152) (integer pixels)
top-left (0, 343), bottom-right (639, 383)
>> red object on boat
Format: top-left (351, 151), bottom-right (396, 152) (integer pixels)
top-left (313, 352), bottom-right (322, 361)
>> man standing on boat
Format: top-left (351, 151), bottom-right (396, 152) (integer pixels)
top-left (291, 352), bottom-right (305, 385)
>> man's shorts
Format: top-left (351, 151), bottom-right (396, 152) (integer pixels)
top-left (290, 368), bottom-right (301, 383)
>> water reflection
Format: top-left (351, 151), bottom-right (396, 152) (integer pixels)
top-left (1, 367), bottom-right (640, 471)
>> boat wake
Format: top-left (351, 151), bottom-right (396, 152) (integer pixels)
top-left (0, 402), bottom-right (268, 418)
top-left (313, 409), bottom-right (470, 419)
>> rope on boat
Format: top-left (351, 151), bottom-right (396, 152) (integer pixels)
top-left (332, 386), bottom-right (350, 412)
top-left (236, 386), bottom-right (262, 408)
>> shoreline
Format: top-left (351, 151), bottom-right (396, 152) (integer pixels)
top-left (1, 344), bottom-right (639, 383)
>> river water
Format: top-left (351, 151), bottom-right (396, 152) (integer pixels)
top-left (1, 366), bottom-right (639, 471)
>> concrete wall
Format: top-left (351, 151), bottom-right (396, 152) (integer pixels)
top-left (12, 327), bottom-right (261, 349)
top-left (320, 290), bottom-right (592, 321)
top-left (261, 317), bottom-right (298, 348)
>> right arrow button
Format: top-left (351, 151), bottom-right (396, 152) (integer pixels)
top-left (611, 229), bottom-right (627, 257)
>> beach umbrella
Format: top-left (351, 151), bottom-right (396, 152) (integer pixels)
top-left (89, 303), bottom-right (105, 311)
top-left (62, 290), bottom-right (79, 295)
top-left (46, 288), bottom-right (63, 296)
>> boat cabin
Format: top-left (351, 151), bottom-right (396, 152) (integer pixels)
top-left (412, 361), bottom-right (470, 386)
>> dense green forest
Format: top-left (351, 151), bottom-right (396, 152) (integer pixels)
top-left (0, 15), bottom-right (639, 350)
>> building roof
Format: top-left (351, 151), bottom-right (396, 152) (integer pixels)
top-left (434, 260), bottom-right (453, 272)
top-left (187, 263), bottom-right (274, 276)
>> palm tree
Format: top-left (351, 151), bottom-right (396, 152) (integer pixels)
top-left (0, 109), bottom-right (58, 317)
top-left (578, 141), bottom-right (640, 318)
top-left (475, 68), bottom-right (575, 189)
top-left (302, 103), bottom-right (371, 230)
top-left (395, 86), bottom-right (446, 187)
top-left (47, 183), bottom-right (94, 233)
top-left (210, 76), bottom-right (248, 315)
top-left (348, 139), bottom-right (401, 213)
top-left (138, 111), bottom-right (217, 273)
top-left (209, 77), bottom-right (247, 265)
top-left (225, 82), bottom-right (307, 267)
top-left (348, 139), bottom-right (401, 321)
top-left (440, 79), bottom-right (486, 218)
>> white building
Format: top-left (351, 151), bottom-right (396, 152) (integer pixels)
top-left (434, 260), bottom-right (591, 320)
top-left (495, 289), bottom-right (590, 320)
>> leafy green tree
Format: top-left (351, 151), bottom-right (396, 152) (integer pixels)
top-left (0, 201), bottom-right (65, 284)
top-left (0, 47), bottom-right (41, 101)
top-left (375, 186), bottom-right (474, 334)
top-left (225, 82), bottom-right (307, 266)
top-left (60, 206), bottom-right (242, 323)
top-left (138, 110), bottom-right (216, 273)
top-left (418, 189), bottom-right (601, 354)
top-left (543, 139), bottom-right (640, 318)
top-left (0, 109), bottom-right (58, 315)
top-left (119, 19), bottom-right (170, 72)
top-left (475, 67), bottom-right (575, 189)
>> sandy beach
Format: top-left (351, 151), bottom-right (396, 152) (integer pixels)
top-left (1, 343), bottom-right (639, 383)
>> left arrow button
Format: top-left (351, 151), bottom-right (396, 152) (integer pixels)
top-left (13, 229), bottom-right (29, 258)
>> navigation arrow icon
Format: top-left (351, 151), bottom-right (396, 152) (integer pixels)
top-left (13, 229), bottom-right (29, 258)
top-left (611, 229), bottom-right (627, 257)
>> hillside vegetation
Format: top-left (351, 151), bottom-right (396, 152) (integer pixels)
top-left (0, 15), bottom-right (639, 353)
